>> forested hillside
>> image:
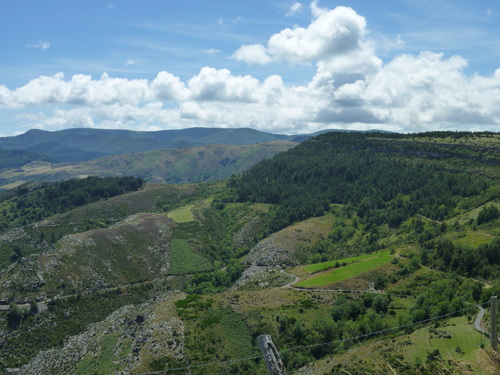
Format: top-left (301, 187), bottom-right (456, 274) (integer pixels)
top-left (0, 149), bottom-right (52, 169)
top-left (232, 132), bottom-right (498, 231)
top-left (0, 131), bottom-right (499, 375)
top-left (0, 176), bottom-right (144, 231)
top-left (0, 141), bottom-right (297, 189)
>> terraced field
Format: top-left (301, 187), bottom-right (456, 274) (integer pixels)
top-left (295, 250), bottom-right (394, 288)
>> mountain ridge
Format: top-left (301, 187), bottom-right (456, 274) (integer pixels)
top-left (0, 127), bottom-right (296, 162)
top-left (0, 141), bottom-right (298, 189)
top-left (0, 131), bottom-right (498, 374)
top-left (0, 127), bottom-right (392, 162)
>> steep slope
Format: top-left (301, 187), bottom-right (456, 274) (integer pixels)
top-left (245, 215), bottom-right (335, 266)
top-left (1, 213), bottom-right (180, 297)
top-left (0, 131), bottom-right (498, 374)
top-left (233, 131), bottom-right (500, 232)
top-left (0, 180), bottom-right (269, 300)
top-left (11, 291), bottom-right (187, 374)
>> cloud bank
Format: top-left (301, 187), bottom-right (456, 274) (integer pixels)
top-left (2, 2), bottom-right (499, 134)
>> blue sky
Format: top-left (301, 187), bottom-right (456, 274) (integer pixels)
top-left (1, 0), bottom-right (499, 136)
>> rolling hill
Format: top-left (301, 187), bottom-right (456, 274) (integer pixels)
top-left (0, 131), bottom-right (499, 374)
top-left (0, 127), bottom-right (300, 162)
top-left (0, 141), bottom-right (297, 189)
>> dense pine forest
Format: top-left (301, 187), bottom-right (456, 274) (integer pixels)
top-left (231, 132), bottom-right (497, 232)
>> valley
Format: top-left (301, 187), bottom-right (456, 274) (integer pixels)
top-left (0, 130), bottom-right (499, 374)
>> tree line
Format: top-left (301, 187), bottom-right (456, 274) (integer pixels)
top-left (229, 132), bottom-right (493, 232)
top-left (0, 176), bottom-right (144, 231)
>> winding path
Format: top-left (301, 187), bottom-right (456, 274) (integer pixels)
top-left (280, 269), bottom-right (300, 288)
top-left (474, 305), bottom-right (487, 335)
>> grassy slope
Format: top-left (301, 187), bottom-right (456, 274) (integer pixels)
top-left (295, 251), bottom-right (394, 287)
top-left (0, 183), bottom-right (226, 298)
top-left (245, 214), bottom-right (335, 265)
top-left (168, 204), bottom-right (195, 223)
top-left (304, 315), bottom-right (490, 374)
top-left (0, 183), bottom-right (201, 273)
top-left (0, 132), bottom-right (498, 374)
top-left (0, 141), bottom-right (297, 189)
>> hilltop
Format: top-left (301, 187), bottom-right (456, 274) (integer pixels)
top-left (0, 127), bottom-right (302, 162)
top-left (0, 131), bottom-right (498, 374)
top-left (0, 127), bottom-right (392, 189)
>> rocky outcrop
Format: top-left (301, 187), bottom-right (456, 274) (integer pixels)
top-left (245, 237), bottom-right (299, 266)
top-left (0, 213), bottom-right (175, 298)
top-left (19, 291), bottom-right (186, 375)
top-left (233, 216), bottom-right (263, 249)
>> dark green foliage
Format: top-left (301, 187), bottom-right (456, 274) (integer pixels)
top-left (424, 238), bottom-right (500, 279)
top-left (0, 148), bottom-right (51, 168)
top-left (230, 132), bottom-right (491, 232)
top-left (29, 299), bottom-right (38, 315)
top-left (477, 205), bottom-right (500, 225)
top-left (409, 280), bottom-right (465, 322)
top-left (148, 356), bottom-right (186, 372)
top-left (6, 302), bottom-right (26, 329)
top-left (372, 294), bottom-right (391, 313)
top-left (9, 245), bottom-right (23, 262)
top-left (185, 260), bottom-right (245, 294)
top-left (0, 176), bottom-right (144, 231)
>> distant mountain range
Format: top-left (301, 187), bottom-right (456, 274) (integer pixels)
top-left (0, 127), bottom-right (393, 189)
top-left (0, 127), bottom-right (303, 162)
top-left (0, 141), bottom-right (297, 188)
top-left (0, 127), bottom-right (391, 162)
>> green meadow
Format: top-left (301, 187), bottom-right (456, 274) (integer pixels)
top-left (167, 204), bottom-right (195, 223)
top-left (296, 250), bottom-right (394, 287)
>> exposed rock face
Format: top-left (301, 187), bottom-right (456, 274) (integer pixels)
top-left (0, 213), bottom-right (175, 298)
top-left (233, 217), bottom-right (263, 249)
top-left (19, 291), bottom-right (186, 375)
top-left (244, 215), bottom-right (334, 267)
top-left (246, 237), bottom-right (299, 266)
top-left (0, 256), bottom-right (46, 299)
top-left (231, 265), bottom-right (271, 290)
top-left (0, 228), bottom-right (27, 243)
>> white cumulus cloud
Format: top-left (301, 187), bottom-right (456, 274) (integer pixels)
top-left (188, 67), bottom-right (261, 102)
top-left (232, 44), bottom-right (272, 65)
top-left (2, 2), bottom-right (500, 135)
top-left (269, 6), bottom-right (366, 64)
top-left (151, 71), bottom-right (190, 101)
top-left (232, 3), bottom-right (379, 84)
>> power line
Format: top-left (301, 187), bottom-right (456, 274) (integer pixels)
top-left (289, 321), bottom-right (486, 374)
top-left (280, 302), bottom-right (487, 355)
top-left (133, 302), bottom-right (487, 374)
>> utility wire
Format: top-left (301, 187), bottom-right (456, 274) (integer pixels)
top-left (289, 321), bottom-right (486, 374)
top-left (280, 302), bottom-right (487, 355)
top-left (133, 302), bottom-right (487, 374)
